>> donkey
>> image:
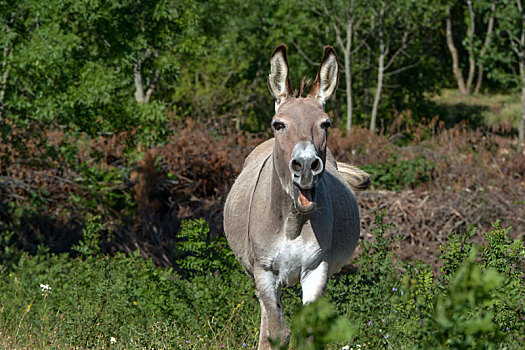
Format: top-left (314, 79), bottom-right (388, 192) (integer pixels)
top-left (224, 44), bottom-right (369, 350)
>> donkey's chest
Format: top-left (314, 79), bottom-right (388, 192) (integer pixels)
top-left (268, 233), bottom-right (325, 286)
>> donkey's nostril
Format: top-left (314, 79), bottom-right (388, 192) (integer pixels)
top-left (291, 159), bottom-right (302, 173)
top-left (311, 159), bottom-right (320, 172)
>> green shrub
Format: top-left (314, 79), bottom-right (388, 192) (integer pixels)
top-left (427, 221), bottom-right (525, 349)
top-left (362, 155), bottom-right (434, 191)
top-left (73, 164), bottom-right (135, 214)
top-left (439, 225), bottom-right (476, 278)
top-left (481, 221), bottom-right (525, 345)
top-left (431, 250), bottom-right (506, 349)
top-left (481, 220), bottom-right (524, 280)
top-left (72, 214), bottom-right (102, 257)
top-left (271, 297), bottom-right (355, 350)
top-left (0, 228), bottom-right (18, 267)
top-left (0, 249), bottom-right (257, 348)
top-left (174, 218), bottom-right (238, 278)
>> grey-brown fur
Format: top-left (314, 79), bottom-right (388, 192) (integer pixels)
top-left (224, 44), bottom-right (368, 350)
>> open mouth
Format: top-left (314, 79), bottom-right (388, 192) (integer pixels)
top-left (292, 185), bottom-right (316, 213)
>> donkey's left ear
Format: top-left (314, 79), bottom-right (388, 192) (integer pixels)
top-left (309, 46), bottom-right (339, 108)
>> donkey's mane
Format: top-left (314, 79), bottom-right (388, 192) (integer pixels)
top-left (294, 77), bottom-right (312, 98)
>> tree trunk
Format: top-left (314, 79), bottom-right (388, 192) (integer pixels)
top-left (134, 59), bottom-right (158, 105)
top-left (370, 3), bottom-right (385, 132)
top-left (518, 58), bottom-right (525, 152)
top-left (345, 18), bottom-right (353, 132)
top-left (0, 42), bottom-right (10, 118)
top-left (134, 61), bottom-right (146, 105)
top-left (517, 0), bottom-right (525, 152)
top-left (465, 0), bottom-right (476, 92)
top-left (474, 1), bottom-right (496, 94)
top-left (519, 0), bottom-right (525, 152)
top-left (370, 54), bottom-right (384, 132)
top-left (446, 9), bottom-right (468, 95)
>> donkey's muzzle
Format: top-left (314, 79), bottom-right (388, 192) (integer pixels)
top-left (289, 141), bottom-right (323, 214)
top-left (289, 141), bottom-right (324, 189)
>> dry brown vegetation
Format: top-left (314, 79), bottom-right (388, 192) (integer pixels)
top-left (1, 118), bottom-right (524, 268)
top-left (330, 118), bottom-right (525, 267)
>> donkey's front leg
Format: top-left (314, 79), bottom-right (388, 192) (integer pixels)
top-left (300, 260), bottom-right (329, 304)
top-left (254, 265), bottom-right (290, 350)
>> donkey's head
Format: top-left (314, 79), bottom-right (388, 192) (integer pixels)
top-left (268, 44), bottom-right (339, 214)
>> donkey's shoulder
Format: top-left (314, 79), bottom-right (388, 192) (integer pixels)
top-left (244, 138), bottom-right (275, 168)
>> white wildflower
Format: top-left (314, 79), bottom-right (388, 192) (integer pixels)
top-left (40, 284), bottom-right (51, 295)
top-left (110, 337), bottom-right (116, 344)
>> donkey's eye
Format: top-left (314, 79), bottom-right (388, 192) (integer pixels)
top-left (321, 120), bottom-right (331, 129)
top-left (273, 121), bottom-right (286, 131)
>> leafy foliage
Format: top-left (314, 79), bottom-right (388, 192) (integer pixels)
top-left (0, 213), bottom-right (524, 349)
top-left (362, 155), bottom-right (434, 191)
top-left (439, 225), bottom-right (477, 277)
top-left (1, 0), bottom-right (204, 139)
top-left (72, 214), bottom-right (102, 257)
top-left (271, 297), bottom-right (355, 350)
top-left (433, 249), bottom-right (506, 349)
top-left (174, 218), bottom-right (238, 277)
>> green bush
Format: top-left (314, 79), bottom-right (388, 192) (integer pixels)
top-left (432, 249), bottom-right (506, 349)
top-left (72, 214), bottom-right (102, 257)
top-left (0, 228), bottom-right (18, 267)
top-left (271, 297), bottom-right (355, 350)
top-left (362, 155), bottom-right (434, 191)
top-left (439, 225), bottom-right (476, 278)
top-left (425, 221), bottom-right (525, 349)
top-left (174, 218), bottom-right (238, 278)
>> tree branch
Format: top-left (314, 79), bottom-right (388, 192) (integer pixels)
top-left (507, 29), bottom-right (521, 56)
top-left (291, 41), bottom-right (320, 66)
top-left (144, 69), bottom-right (160, 103)
top-left (384, 24), bottom-right (411, 71)
top-left (474, 0), bottom-right (497, 93)
top-left (0, 43), bottom-right (10, 106)
top-left (384, 59), bottom-right (423, 76)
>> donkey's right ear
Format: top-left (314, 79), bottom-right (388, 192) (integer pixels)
top-left (268, 44), bottom-right (292, 112)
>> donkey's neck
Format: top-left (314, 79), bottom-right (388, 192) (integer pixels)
top-left (270, 155), bottom-right (308, 240)
top-left (283, 210), bottom-right (308, 240)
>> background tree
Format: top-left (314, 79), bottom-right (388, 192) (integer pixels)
top-left (494, 0), bottom-right (525, 151)
top-left (474, 0), bottom-right (497, 93)
top-left (295, 0), bottom-right (369, 132)
top-left (0, 0), bottom-right (204, 138)
top-left (283, 0), bottom-right (445, 132)
top-left (0, 0), bottom-right (521, 139)
top-left (445, 0), bottom-right (498, 95)
top-left (365, 0), bottom-right (443, 131)
top-left (173, 0), bottom-right (276, 131)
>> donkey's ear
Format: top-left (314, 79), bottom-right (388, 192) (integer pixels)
top-left (268, 44), bottom-right (292, 112)
top-left (309, 46), bottom-right (339, 108)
